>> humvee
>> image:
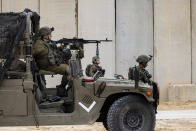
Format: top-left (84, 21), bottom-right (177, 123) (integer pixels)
top-left (0, 10), bottom-right (158, 131)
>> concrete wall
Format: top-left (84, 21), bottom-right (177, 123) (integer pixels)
top-left (78, 0), bottom-right (115, 78)
top-left (154, 0), bottom-right (191, 101)
top-left (1, 0), bottom-right (39, 12)
top-left (116, 0), bottom-right (153, 78)
top-left (40, 0), bottom-right (76, 39)
top-left (0, 0), bottom-right (1, 12)
top-left (192, 0), bottom-right (196, 84)
top-left (40, 0), bottom-right (76, 88)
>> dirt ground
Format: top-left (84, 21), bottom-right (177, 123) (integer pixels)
top-left (157, 101), bottom-right (196, 131)
top-left (158, 101), bottom-right (196, 111)
top-left (1, 120), bottom-right (196, 131)
top-left (156, 119), bottom-right (196, 131)
top-left (1, 101), bottom-right (196, 131)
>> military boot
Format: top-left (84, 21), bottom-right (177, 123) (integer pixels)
top-left (56, 84), bottom-right (67, 97)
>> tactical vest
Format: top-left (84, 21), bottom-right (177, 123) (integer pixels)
top-left (128, 66), bottom-right (152, 85)
top-left (43, 41), bottom-right (59, 65)
top-left (85, 64), bottom-right (93, 77)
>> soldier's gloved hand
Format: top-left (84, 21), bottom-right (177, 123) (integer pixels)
top-left (63, 48), bottom-right (72, 59)
top-left (75, 42), bottom-right (81, 48)
top-left (152, 81), bottom-right (158, 86)
top-left (49, 43), bottom-right (57, 49)
top-left (78, 49), bottom-right (84, 58)
top-left (101, 69), bottom-right (105, 76)
top-left (148, 74), bottom-right (152, 78)
top-left (57, 38), bottom-right (68, 44)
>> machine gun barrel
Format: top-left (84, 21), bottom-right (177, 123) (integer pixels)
top-left (56, 38), bottom-right (112, 45)
top-left (56, 37), bottom-right (112, 57)
top-left (83, 39), bottom-right (112, 44)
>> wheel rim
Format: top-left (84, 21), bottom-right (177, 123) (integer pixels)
top-left (123, 110), bottom-right (143, 130)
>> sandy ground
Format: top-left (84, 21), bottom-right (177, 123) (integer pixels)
top-left (156, 119), bottom-right (196, 131)
top-left (157, 101), bottom-right (196, 131)
top-left (1, 101), bottom-right (196, 131)
top-left (1, 120), bottom-right (196, 131)
top-left (155, 101), bottom-right (196, 131)
top-left (158, 101), bottom-right (196, 111)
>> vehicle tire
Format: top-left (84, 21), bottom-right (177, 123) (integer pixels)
top-left (107, 95), bottom-right (155, 131)
top-left (103, 117), bottom-right (108, 130)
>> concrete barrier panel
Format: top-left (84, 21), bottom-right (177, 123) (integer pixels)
top-left (192, 0), bottom-right (196, 84)
top-left (2, 0), bottom-right (39, 12)
top-left (78, 0), bottom-right (115, 78)
top-left (40, 0), bottom-right (76, 88)
top-left (168, 84), bottom-right (196, 102)
top-left (0, 0), bottom-right (1, 12)
top-left (116, 0), bottom-right (153, 78)
top-left (40, 0), bottom-right (76, 39)
top-left (154, 0), bottom-right (191, 101)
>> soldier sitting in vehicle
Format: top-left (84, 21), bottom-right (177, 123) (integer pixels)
top-left (85, 56), bottom-right (105, 77)
top-left (128, 55), bottom-right (152, 85)
top-left (33, 26), bottom-right (70, 97)
top-left (128, 55), bottom-right (159, 113)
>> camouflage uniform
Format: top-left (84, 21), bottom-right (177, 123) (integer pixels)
top-left (128, 55), bottom-right (152, 84)
top-left (33, 27), bottom-right (70, 88)
top-left (87, 56), bottom-right (105, 77)
top-left (89, 64), bottom-right (104, 77)
top-left (128, 66), bottom-right (152, 85)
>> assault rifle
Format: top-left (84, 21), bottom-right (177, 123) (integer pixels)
top-left (134, 65), bottom-right (139, 89)
top-left (56, 38), bottom-right (112, 57)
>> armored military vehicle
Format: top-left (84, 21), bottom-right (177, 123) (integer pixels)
top-left (0, 10), bottom-right (158, 131)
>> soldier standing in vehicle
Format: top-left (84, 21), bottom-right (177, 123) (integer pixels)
top-left (128, 55), bottom-right (159, 113)
top-left (85, 56), bottom-right (105, 77)
top-left (33, 27), bottom-right (70, 96)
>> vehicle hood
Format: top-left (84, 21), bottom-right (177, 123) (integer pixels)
top-left (97, 78), bottom-right (152, 89)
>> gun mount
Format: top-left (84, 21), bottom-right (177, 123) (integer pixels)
top-left (56, 38), bottom-right (112, 57)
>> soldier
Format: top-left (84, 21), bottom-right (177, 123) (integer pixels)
top-left (33, 26), bottom-right (70, 97)
top-left (128, 55), bottom-right (152, 85)
top-left (85, 56), bottom-right (105, 77)
top-left (128, 55), bottom-right (159, 113)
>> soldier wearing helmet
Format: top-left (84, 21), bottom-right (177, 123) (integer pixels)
top-left (128, 55), bottom-right (159, 113)
top-left (128, 55), bottom-right (152, 84)
top-left (33, 26), bottom-right (70, 97)
top-left (85, 56), bottom-right (105, 77)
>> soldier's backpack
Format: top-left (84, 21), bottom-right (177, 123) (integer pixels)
top-left (85, 64), bottom-right (93, 77)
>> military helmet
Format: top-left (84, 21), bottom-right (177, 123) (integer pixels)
top-left (92, 56), bottom-right (99, 63)
top-left (136, 55), bottom-right (151, 63)
top-left (39, 27), bottom-right (54, 37)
